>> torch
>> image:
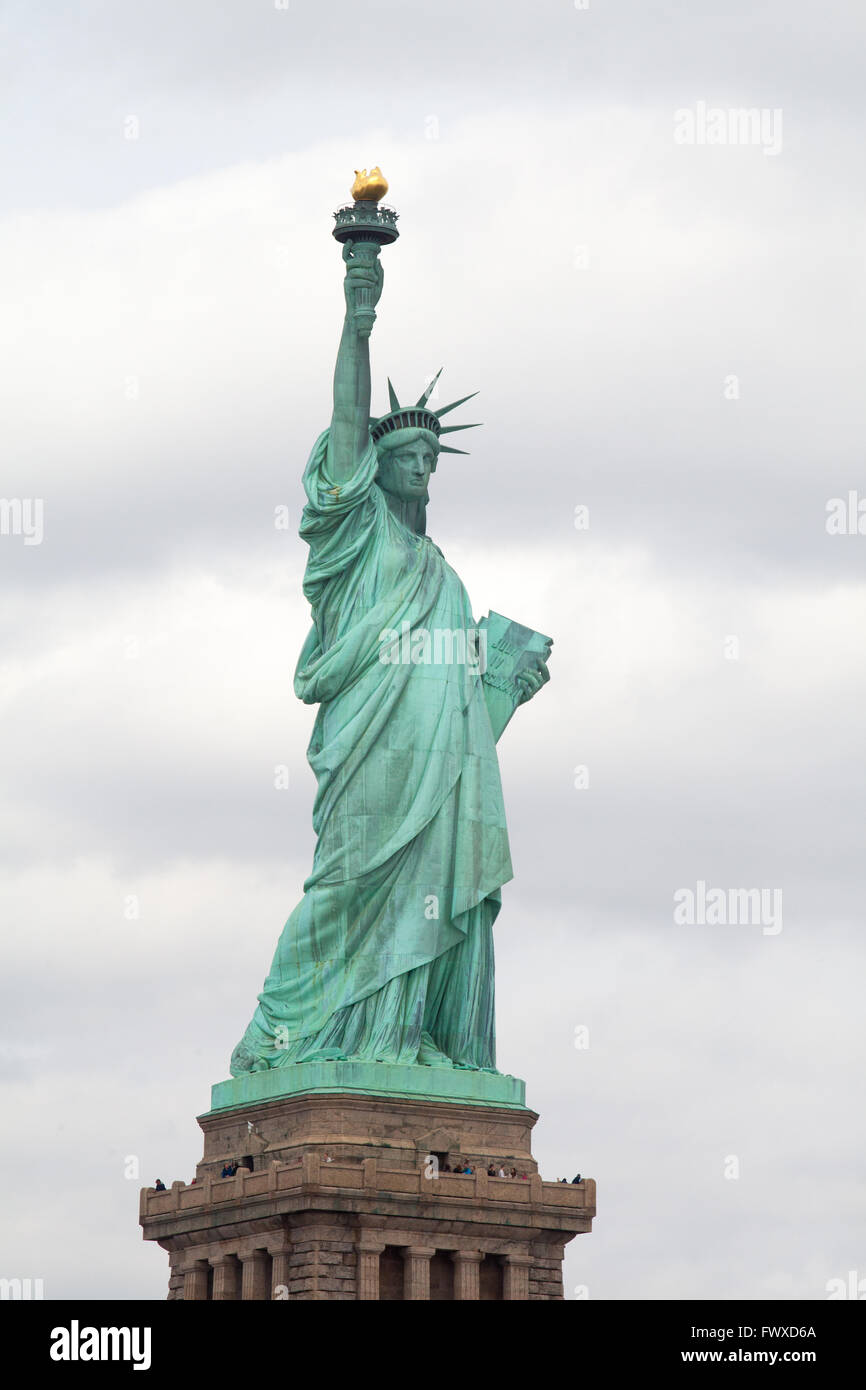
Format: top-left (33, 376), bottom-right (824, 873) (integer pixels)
top-left (332, 167), bottom-right (399, 337)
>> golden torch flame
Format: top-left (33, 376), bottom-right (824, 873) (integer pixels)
top-left (351, 167), bottom-right (389, 202)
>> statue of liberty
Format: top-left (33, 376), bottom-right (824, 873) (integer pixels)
top-left (230, 174), bottom-right (550, 1077)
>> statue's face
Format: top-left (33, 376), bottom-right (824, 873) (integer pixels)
top-left (376, 438), bottom-right (436, 501)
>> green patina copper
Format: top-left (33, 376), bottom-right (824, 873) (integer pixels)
top-left (224, 183), bottom-right (550, 1104)
top-left (211, 1062), bottom-right (526, 1114)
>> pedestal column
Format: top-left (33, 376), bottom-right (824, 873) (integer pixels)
top-left (211, 1254), bottom-right (240, 1301)
top-left (503, 1253), bottom-right (533, 1301)
top-left (403, 1245), bottom-right (436, 1301)
top-left (452, 1250), bottom-right (483, 1300)
top-left (182, 1259), bottom-right (209, 1301)
top-left (241, 1249), bottom-right (271, 1300)
top-left (269, 1242), bottom-right (291, 1299)
top-left (356, 1240), bottom-right (386, 1301)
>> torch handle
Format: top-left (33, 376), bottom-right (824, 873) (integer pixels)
top-left (345, 241), bottom-right (382, 339)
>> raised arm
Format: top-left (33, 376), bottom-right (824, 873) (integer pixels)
top-left (326, 240), bottom-right (384, 483)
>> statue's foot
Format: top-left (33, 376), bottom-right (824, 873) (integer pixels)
top-left (301, 1047), bottom-right (349, 1063)
top-left (230, 1040), bottom-right (265, 1075)
top-left (417, 1032), bottom-right (453, 1068)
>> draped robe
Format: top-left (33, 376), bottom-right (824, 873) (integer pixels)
top-left (229, 430), bottom-right (513, 1074)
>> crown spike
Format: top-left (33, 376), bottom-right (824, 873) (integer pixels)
top-left (371, 373), bottom-right (479, 456)
top-left (434, 391), bottom-right (479, 419)
top-left (415, 368), bottom-right (443, 408)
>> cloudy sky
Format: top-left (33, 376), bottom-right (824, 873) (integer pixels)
top-left (1, 0), bottom-right (864, 1300)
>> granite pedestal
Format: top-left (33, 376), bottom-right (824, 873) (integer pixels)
top-left (140, 1064), bottom-right (595, 1301)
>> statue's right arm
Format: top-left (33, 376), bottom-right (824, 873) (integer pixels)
top-left (325, 243), bottom-right (383, 483)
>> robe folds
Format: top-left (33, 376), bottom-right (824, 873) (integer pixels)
top-left (229, 430), bottom-right (513, 1073)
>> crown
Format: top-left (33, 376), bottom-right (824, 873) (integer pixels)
top-left (371, 370), bottom-right (481, 455)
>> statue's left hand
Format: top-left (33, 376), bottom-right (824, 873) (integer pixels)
top-left (515, 658), bottom-right (550, 705)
